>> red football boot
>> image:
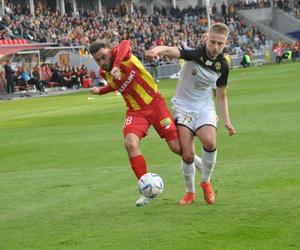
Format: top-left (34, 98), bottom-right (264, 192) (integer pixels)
top-left (200, 181), bottom-right (215, 205)
top-left (179, 192), bottom-right (195, 205)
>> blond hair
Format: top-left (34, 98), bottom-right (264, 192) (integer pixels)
top-left (209, 23), bottom-right (230, 38)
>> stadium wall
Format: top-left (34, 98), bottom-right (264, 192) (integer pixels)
top-left (238, 8), bottom-right (296, 43)
top-left (271, 8), bottom-right (300, 36)
top-left (175, 0), bottom-right (199, 9)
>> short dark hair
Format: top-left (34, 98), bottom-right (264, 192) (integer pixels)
top-left (89, 39), bottom-right (108, 55)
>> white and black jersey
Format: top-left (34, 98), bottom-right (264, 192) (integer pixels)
top-left (172, 45), bottom-right (229, 113)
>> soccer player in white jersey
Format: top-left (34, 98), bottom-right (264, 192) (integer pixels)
top-left (146, 23), bottom-right (235, 205)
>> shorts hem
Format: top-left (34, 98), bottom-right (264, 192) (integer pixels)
top-left (195, 124), bottom-right (217, 134)
top-left (176, 123), bottom-right (195, 136)
top-left (123, 127), bottom-right (146, 139)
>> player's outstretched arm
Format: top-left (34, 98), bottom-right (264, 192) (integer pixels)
top-left (216, 86), bottom-right (236, 136)
top-left (91, 85), bottom-right (114, 95)
top-left (111, 40), bottom-right (131, 80)
top-left (114, 40), bottom-right (131, 68)
top-left (146, 46), bottom-right (180, 60)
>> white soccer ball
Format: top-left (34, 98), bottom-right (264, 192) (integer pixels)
top-left (138, 173), bottom-right (164, 198)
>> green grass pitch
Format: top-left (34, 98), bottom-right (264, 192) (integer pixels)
top-left (0, 61), bottom-right (300, 249)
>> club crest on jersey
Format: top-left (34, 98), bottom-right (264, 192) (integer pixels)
top-left (205, 60), bottom-right (213, 66)
top-left (160, 118), bottom-right (172, 128)
top-left (215, 62), bottom-right (222, 70)
top-left (192, 70), bottom-right (197, 76)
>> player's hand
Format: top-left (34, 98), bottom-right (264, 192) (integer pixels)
top-left (110, 67), bottom-right (121, 80)
top-left (145, 50), bottom-right (160, 61)
top-left (91, 87), bottom-right (101, 95)
top-left (225, 122), bottom-right (235, 136)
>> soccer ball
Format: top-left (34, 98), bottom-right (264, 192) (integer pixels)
top-left (138, 173), bottom-right (164, 198)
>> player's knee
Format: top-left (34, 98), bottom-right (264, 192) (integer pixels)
top-left (182, 152), bottom-right (195, 163)
top-left (172, 144), bottom-right (182, 155)
top-left (124, 137), bottom-right (139, 153)
top-left (168, 140), bottom-right (182, 155)
top-left (203, 141), bottom-right (216, 152)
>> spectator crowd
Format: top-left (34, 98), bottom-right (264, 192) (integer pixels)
top-left (1, 0), bottom-right (300, 94)
top-left (1, 0), bottom-right (281, 57)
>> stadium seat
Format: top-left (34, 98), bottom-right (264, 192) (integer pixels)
top-left (47, 82), bottom-right (59, 88)
top-left (90, 71), bottom-right (96, 79)
top-left (82, 78), bottom-right (92, 88)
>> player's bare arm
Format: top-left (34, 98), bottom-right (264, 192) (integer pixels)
top-left (146, 46), bottom-right (180, 60)
top-left (216, 86), bottom-right (235, 136)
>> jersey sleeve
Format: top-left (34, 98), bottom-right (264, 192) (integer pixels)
top-left (99, 84), bottom-right (114, 94)
top-left (99, 68), bottom-right (107, 79)
top-left (113, 40), bottom-right (131, 68)
top-left (179, 47), bottom-right (201, 61)
top-left (216, 61), bottom-right (229, 87)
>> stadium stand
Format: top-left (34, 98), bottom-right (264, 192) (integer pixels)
top-left (0, 1), bottom-right (271, 56)
top-left (0, 0), bottom-right (299, 96)
top-left (0, 39), bottom-right (27, 44)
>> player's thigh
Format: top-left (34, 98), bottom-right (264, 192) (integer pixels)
top-left (123, 112), bottom-right (151, 139)
top-left (177, 125), bottom-right (195, 162)
top-left (165, 137), bottom-right (181, 156)
top-left (149, 99), bottom-right (177, 139)
top-left (194, 109), bottom-right (217, 147)
top-left (195, 125), bottom-right (217, 149)
top-left (124, 133), bottom-right (142, 157)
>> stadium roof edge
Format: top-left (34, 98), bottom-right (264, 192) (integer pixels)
top-left (0, 43), bottom-right (56, 59)
top-left (42, 46), bottom-right (85, 50)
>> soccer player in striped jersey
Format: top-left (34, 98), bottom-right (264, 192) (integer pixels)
top-left (146, 23), bottom-right (236, 206)
top-left (89, 39), bottom-right (182, 206)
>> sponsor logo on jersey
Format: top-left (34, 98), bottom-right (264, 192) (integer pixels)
top-left (205, 60), bottom-right (213, 66)
top-left (118, 71), bottom-right (136, 92)
top-left (160, 117), bottom-right (172, 127)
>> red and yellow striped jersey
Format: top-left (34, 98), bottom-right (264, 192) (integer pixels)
top-left (99, 40), bottom-right (159, 110)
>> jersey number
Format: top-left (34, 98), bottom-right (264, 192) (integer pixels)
top-left (125, 116), bottom-right (133, 126)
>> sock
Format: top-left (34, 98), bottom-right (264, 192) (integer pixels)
top-left (201, 147), bottom-right (217, 182)
top-left (194, 154), bottom-right (203, 173)
top-left (181, 159), bottom-right (195, 193)
top-left (130, 155), bottom-right (147, 180)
